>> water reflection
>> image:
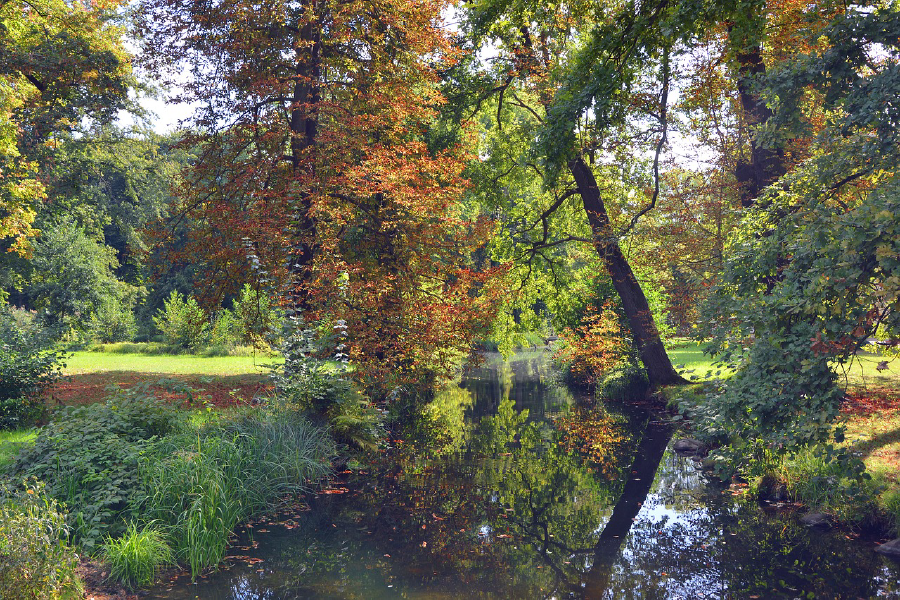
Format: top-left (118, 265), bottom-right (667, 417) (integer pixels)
top-left (148, 352), bottom-right (900, 599)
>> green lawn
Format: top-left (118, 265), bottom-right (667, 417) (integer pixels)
top-left (666, 340), bottom-right (716, 380)
top-left (64, 351), bottom-right (280, 376)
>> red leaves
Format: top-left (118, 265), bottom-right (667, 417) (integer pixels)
top-left (143, 0), bottom-right (506, 396)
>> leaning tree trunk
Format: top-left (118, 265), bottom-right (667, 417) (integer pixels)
top-left (569, 156), bottom-right (687, 389)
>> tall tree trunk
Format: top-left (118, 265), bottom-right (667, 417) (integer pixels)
top-left (730, 38), bottom-right (791, 289)
top-left (732, 43), bottom-right (787, 208)
top-left (569, 156), bottom-right (687, 389)
top-left (287, 0), bottom-right (322, 315)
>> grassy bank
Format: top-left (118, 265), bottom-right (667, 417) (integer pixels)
top-left (2, 346), bottom-right (336, 596)
top-left (665, 341), bottom-right (900, 535)
top-left (2, 387), bottom-right (334, 593)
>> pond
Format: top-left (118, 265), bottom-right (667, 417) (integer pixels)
top-left (148, 351), bottom-right (900, 599)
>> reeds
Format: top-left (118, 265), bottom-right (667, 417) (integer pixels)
top-left (103, 522), bottom-right (175, 589)
top-left (138, 411), bottom-right (333, 578)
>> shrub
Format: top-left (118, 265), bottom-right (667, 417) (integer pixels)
top-left (153, 291), bottom-right (209, 349)
top-left (208, 308), bottom-right (241, 351)
top-left (0, 479), bottom-right (82, 599)
top-left (8, 387), bottom-right (181, 551)
top-left (233, 284), bottom-right (282, 348)
top-left (8, 382), bottom-right (334, 580)
top-left (103, 522), bottom-right (174, 589)
top-left (273, 321), bottom-right (383, 449)
top-left (90, 295), bottom-right (139, 343)
top-left (0, 342), bottom-right (65, 430)
top-left (554, 301), bottom-right (632, 389)
top-left (598, 363), bottom-right (650, 401)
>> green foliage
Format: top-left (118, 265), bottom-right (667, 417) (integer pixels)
top-left (90, 290), bottom-right (140, 343)
top-left (232, 283), bottom-right (282, 348)
top-left (7, 386), bottom-right (181, 551)
top-left (139, 409), bottom-right (333, 578)
top-left (103, 522), bottom-right (174, 589)
top-left (0, 428), bottom-right (37, 471)
top-left (0, 306), bottom-right (66, 429)
top-left (153, 290), bottom-right (210, 350)
top-left (699, 6), bottom-right (900, 452)
top-left (207, 308), bottom-right (241, 353)
top-left (0, 479), bottom-right (82, 600)
top-left (26, 218), bottom-right (137, 333)
top-left (0, 305), bottom-right (54, 351)
top-left (7, 380), bottom-right (333, 578)
top-left (744, 443), bottom-right (874, 525)
top-left (598, 362), bottom-right (650, 402)
top-left (273, 320), bottom-right (384, 450)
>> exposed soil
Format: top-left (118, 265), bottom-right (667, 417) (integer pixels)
top-left (77, 558), bottom-right (137, 600)
top-left (44, 373), bottom-right (272, 409)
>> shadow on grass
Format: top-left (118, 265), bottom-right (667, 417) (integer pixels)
top-left (45, 371), bottom-right (272, 408)
top-left (849, 426), bottom-right (900, 462)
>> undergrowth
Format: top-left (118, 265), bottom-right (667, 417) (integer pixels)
top-left (4, 384), bottom-right (334, 582)
top-left (103, 522), bottom-right (175, 589)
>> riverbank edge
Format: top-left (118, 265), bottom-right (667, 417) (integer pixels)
top-left (662, 382), bottom-right (900, 550)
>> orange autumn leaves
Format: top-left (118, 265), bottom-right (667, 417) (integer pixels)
top-left (555, 301), bottom-right (631, 388)
top-left (141, 0), bottom-right (505, 394)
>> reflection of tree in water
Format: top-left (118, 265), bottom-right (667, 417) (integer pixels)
top-left (147, 354), bottom-right (900, 599)
top-left (463, 351), bottom-right (575, 422)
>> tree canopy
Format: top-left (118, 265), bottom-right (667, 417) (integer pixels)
top-left (0, 0), bottom-right (134, 254)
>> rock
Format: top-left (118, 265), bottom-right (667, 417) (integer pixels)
top-left (875, 538), bottom-right (900, 558)
top-left (673, 438), bottom-right (705, 455)
top-left (799, 512), bottom-right (830, 528)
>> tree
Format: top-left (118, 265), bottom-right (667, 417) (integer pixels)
top-left (139, 0), bottom-right (504, 394)
top-left (26, 218), bottom-right (137, 333)
top-left (0, 0), bottom-right (134, 254)
top-left (701, 4), bottom-right (900, 448)
top-left (459, 0), bottom-right (704, 387)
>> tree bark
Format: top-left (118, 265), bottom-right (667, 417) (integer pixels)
top-left (732, 43), bottom-right (786, 208)
top-left (569, 156), bottom-right (687, 389)
top-left (286, 0), bottom-right (322, 315)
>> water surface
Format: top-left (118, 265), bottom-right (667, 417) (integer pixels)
top-left (148, 351), bottom-right (900, 599)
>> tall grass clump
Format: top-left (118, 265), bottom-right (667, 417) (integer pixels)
top-left (103, 522), bottom-right (174, 589)
top-left (746, 443), bottom-right (873, 523)
top-left (140, 409), bottom-right (333, 578)
top-left (8, 381), bottom-right (333, 582)
top-left (0, 479), bottom-right (82, 599)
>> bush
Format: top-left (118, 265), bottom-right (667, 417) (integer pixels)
top-left (233, 284), bottom-right (282, 348)
top-left (554, 301), bottom-right (632, 389)
top-left (153, 291), bottom-right (209, 350)
top-left (208, 308), bottom-right (241, 351)
top-left (0, 310), bottom-right (65, 429)
top-left (103, 522), bottom-right (174, 589)
top-left (8, 387), bottom-right (181, 551)
top-left (273, 321), bottom-right (383, 450)
top-left (90, 295), bottom-right (139, 343)
top-left (0, 479), bottom-right (82, 599)
top-left (598, 363), bottom-right (650, 401)
top-left (8, 382), bottom-right (334, 580)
